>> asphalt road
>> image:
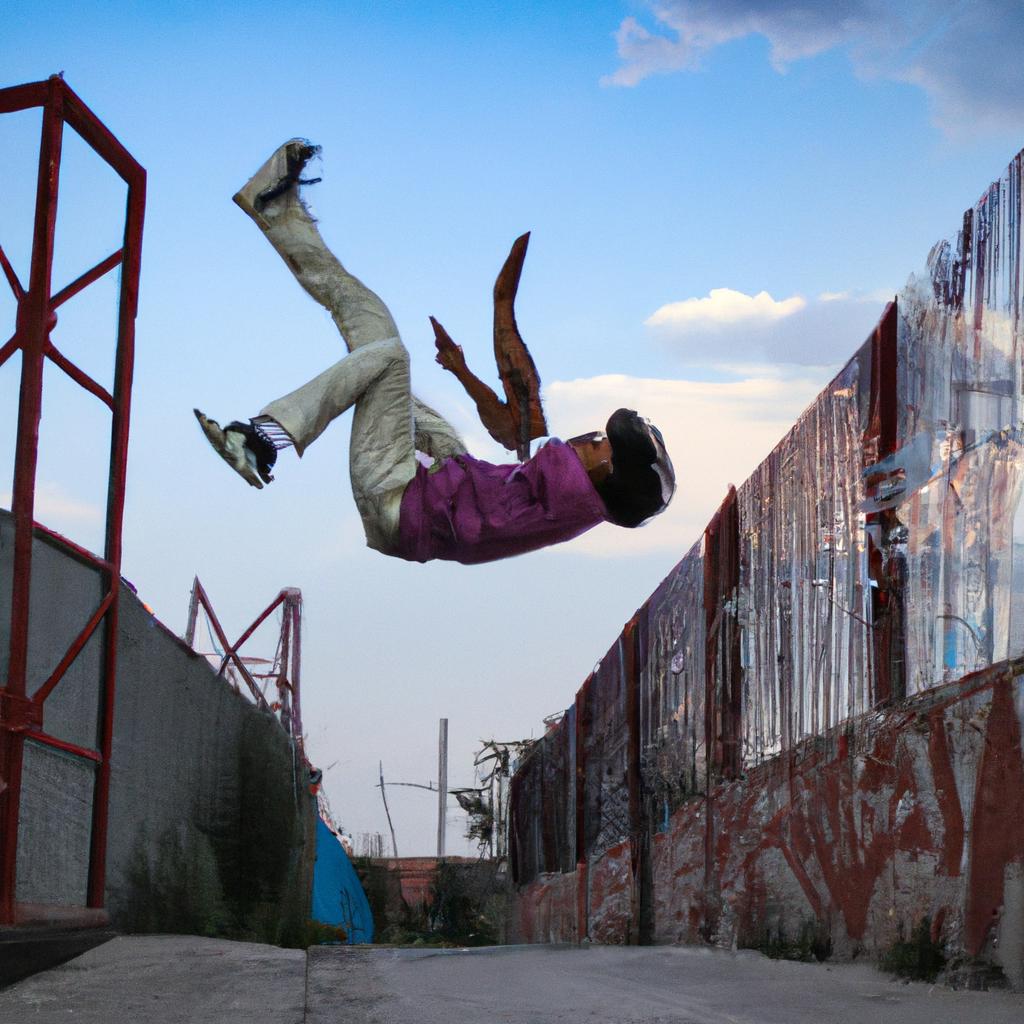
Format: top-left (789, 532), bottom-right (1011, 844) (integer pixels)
top-left (1, 936), bottom-right (1022, 1023)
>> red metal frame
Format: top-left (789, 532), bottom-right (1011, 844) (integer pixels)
top-left (184, 578), bottom-right (305, 761)
top-left (0, 76), bottom-right (145, 925)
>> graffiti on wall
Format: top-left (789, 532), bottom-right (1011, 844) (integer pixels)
top-left (510, 149), bottom-right (1024, 986)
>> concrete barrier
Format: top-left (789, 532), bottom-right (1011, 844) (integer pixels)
top-left (1, 509), bottom-right (315, 943)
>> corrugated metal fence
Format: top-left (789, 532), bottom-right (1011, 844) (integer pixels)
top-left (510, 149), bottom-right (1024, 957)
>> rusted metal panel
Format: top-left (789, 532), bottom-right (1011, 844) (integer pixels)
top-left (509, 146), bottom-right (1024, 983)
top-left (509, 740), bottom-right (540, 884)
top-left (638, 541), bottom-right (708, 826)
top-left (580, 650), bottom-right (631, 860)
top-left (509, 711), bottom-right (576, 885)
top-left (704, 488), bottom-right (740, 780)
top-left (509, 148), bottom-right (1024, 985)
top-left (865, 308), bottom-right (907, 708)
top-left (739, 346), bottom-right (877, 763)
top-left (540, 711), bottom-right (575, 874)
top-left (893, 154), bottom-right (1024, 696)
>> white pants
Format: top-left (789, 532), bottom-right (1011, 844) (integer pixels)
top-left (253, 194), bottom-right (465, 552)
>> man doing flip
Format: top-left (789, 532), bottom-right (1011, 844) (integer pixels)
top-left (196, 141), bottom-right (675, 565)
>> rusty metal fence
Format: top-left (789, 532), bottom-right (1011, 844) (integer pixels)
top-left (512, 147), bottom-right (1024, 894)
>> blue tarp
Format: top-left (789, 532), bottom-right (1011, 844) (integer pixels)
top-left (312, 816), bottom-right (374, 943)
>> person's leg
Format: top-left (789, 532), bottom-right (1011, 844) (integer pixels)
top-left (234, 140), bottom-right (396, 351)
top-left (260, 337), bottom-right (415, 552)
top-left (412, 397), bottom-right (467, 462)
top-left (236, 141), bottom-right (469, 464)
top-left (228, 141), bottom-right (418, 550)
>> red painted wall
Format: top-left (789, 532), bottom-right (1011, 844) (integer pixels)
top-left (374, 856), bottom-right (478, 909)
top-left (515, 663), bottom-right (1024, 987)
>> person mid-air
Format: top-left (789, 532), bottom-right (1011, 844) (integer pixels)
top-left (196, 140), bottom-right (674, 565)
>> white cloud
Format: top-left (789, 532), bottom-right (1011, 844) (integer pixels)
top-left (539, 368), bottom-right (827, 558)
top-left (430, 285), bottom-right (883, 560)
top-left (646, 285), bottom-right (892, 365)
top-left (817, 287), bottom-right (894, 304)
top-left (601, 3), bottom-right (863, 87)
top-left (603, 1), bottom-right (1024, 137)
top-left (0, 481), bottom-right (102, 524)
top-left (646, 287), bottom-right (805, 331)
top-left (433, 368), bottom-right (830, 559)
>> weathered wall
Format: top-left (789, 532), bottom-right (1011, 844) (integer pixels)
top-left (355, 856), bottom-right (508, 944)
top-left (510, 151), bottom-right (1024, 989)
top-left (0, 510), bottom-right (316, 941)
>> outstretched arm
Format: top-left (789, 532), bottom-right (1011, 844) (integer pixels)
top-left (492, 233), bottom-right (547, 450)
top-left (430, 233), bottom-right (549, 460)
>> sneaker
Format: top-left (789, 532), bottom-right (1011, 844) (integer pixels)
top-left (233, 138), bottom-right (321, 230)
top-left (194, 409), bottom-right (276, 488)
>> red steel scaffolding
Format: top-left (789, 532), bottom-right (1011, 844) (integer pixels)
top-left (0, 77), bottom-right (145, 925)
top-left (184, 577), bottom-right (306, 763)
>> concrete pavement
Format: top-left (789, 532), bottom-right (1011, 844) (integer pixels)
top-left (0, 936), bottom-right (306, 1023)
top-left (2, 936), bottom-right (1023, 1023)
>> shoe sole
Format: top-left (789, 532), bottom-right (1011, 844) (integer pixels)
top-left (194, 408), bottom-right (263, 489)
top-left (233, 138), bottom-right (319, 230)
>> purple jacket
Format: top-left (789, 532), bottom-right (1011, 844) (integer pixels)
top-left (395, 440), bottom-right (608, 564)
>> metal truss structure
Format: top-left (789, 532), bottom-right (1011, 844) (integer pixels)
top-left (0, 77), bottom-right (145, 925)
top-left (184, 577), bottom-right (306, 761)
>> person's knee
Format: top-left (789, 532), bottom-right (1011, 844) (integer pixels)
top-left (373, 335), bottom-right (409, 370)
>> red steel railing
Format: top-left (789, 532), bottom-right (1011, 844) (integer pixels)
top-left (0, 76), bottom-right (145, 925)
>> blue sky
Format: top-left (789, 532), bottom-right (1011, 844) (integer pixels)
top-left (3, 1), bottom-right (1023, 854)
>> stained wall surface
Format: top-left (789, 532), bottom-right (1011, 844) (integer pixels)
top-left (510, 151), bottom-right (1024, 989)
top-left (0, 510), bottom-right (315, 939)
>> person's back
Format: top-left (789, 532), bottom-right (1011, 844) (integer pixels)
top-left (396, 440), bottom-right (608, 564)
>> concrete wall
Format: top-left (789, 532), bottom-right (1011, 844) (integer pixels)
top-left (1, 510), bottom-right (315, 942)
top-left (509, 150), bottom-right (1024, 989)
top-left (514, 664), bottom-right (1024, 986)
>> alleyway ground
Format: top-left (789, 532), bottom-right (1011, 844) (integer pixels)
top-left (1, 935), bottom-right (1021, 1023)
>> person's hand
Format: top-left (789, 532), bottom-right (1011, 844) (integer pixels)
top-left (430, 316), bottom-right (468, 373)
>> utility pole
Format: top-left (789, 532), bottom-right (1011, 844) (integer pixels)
top-left (378, 761), bottom-right (399, 858)
top-left (437, 718), bottom-right (448, 858)
top-left (376, 719), bottom-right (451, 859)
